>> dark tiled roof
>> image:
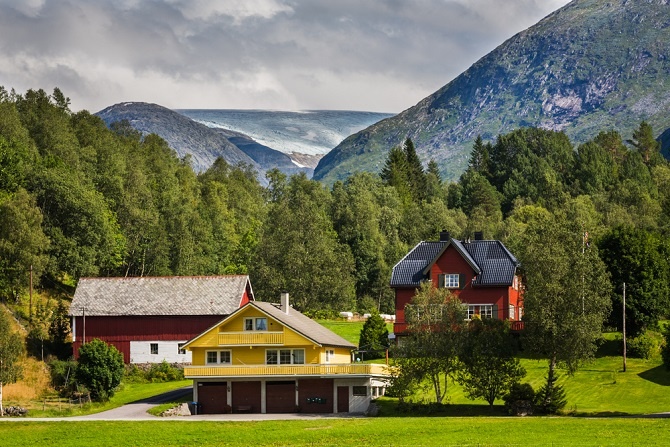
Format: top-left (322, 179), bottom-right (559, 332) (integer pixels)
top-left (390, 239), bottom-right (519, 287)
top-left (390, 242), bottom-right (444, 287)
top-left (69, 275), bottom-right (252, 316)
top-left (465, 240), bottom-right (519, 286)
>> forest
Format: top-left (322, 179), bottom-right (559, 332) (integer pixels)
top-left (0, 87), bottom-right (669, 337)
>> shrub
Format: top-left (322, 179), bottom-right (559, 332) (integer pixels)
top-left (503, 382), bottom-right (535, 416)
top-left (146, 361), bottom-right (184, 382)
top-left (534, 374), bottom-right (566, 414)
top-left (75, 339), bottom-right (124, 401)
top-left (627, 332), bottom-right (660, 359)
top-left (48, 358), bottom-right (78, 396)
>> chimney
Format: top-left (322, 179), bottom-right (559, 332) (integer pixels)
top-left (280, 292), bottom-right (290, 314)
top-left (439, 230), bottom-right (451, 241)
top-left (474, 231), bottom-right (484, 241)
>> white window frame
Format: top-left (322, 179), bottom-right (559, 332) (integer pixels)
top-left (466, 304), bottom-right (494, 320)
top-left (325, 349), bottom-right (335, 364)
top-left (445, 273), bottom-right (460, 288)
top-left (266, 348), bottom-right (305, 365)
top-left (150, 343), bottom-right (158, 355)
top-left (206, 350), bottom-right (232, 365)
top-left (509, 304), bottom-right (515, 320)
top-left (178, 343), bottom-right (186, 355)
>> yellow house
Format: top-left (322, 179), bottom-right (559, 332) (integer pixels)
top-left (182, 293), bottom-right (388, 414)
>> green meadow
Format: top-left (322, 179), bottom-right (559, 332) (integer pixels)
top-left (1, 418), bottom-right (669, 446)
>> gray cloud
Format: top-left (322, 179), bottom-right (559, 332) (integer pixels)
top-left (0, 0), bottom-right (570, 112)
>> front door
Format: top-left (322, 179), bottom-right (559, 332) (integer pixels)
top-left (337, 386), bottom-right (349, 413)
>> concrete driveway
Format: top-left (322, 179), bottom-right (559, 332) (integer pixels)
top-left (2, 386), bottom-right (362, 421)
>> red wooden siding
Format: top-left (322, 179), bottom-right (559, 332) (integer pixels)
top-left (71, 315), bottom-right (223, 363)
top-left (393, 244), bottom-right (523, 335)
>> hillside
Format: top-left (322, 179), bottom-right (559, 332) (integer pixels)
top-left (96, 102), bottom-right (266, 175)
top-left (314, 0), bottom-right (670, 184)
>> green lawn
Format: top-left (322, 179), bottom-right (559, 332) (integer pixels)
top-left (316, 319), bottom-right (393, 345)
top-left (1, 418), bottom-right (669, 446)
top-left (22, 380), bottom-right (192, 417)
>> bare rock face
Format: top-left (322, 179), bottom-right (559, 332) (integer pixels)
top-left (314, 0), bottom-right (670, 183)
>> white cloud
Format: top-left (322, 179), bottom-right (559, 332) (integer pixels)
top-left (0, 0), bottom-right (571, 112)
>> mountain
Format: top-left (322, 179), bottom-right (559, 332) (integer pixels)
top-left (177, 109), bottom-right (393, 170)
top-left (96, 102), bottom-right (264, 175)
top-left (313, 0), bottom-right (670, 184)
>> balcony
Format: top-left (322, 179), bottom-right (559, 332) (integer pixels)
top-left (217, 332), bottom-right (284, 346)
top-left (184, 363), bottom-right (389, 379)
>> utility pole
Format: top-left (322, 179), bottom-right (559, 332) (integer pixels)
top-left (81, 307), bottom-right (86, 345)
top-left (623, 282), bottom-right (627, 373)
top-left (29, 265), bottom-right (33, 324)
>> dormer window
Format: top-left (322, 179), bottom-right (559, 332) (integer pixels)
top-left (244, 317), bottom-right (268, 331)
top-left (438, 273), bottom-right (461, 288)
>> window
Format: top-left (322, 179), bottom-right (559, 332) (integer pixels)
top-left (244, 318), bottom-right (254, 331)
top-left (266, 349), bottom-right (305, 365)
top-left (293, 350), bottom-right (305, 364)
top-left (206, 350), bottom-right (231, 365)
top-left (178, 343), bottom-right (186, 355)
top-left (244, 317), bottom-right (268, 331)
top-left (150, 343), bottom-right (158, 355)
top-left (509, 305), bottom-right (515, 320)
top-left (266, 350), bottom-right (278, 364)
top-left (255, 318), bottom-right (268, 331)
top-left (325, 349), bottom-right (335, 363)
top-left (445, 274), bottom-right (460, 288)
top-left (466, 305), bottom-right (494, 320)
top-left (352, 386), bottom-right (367, 396)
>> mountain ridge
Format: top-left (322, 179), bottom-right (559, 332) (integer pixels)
top-left (313, 0), bottom-right (670, 184)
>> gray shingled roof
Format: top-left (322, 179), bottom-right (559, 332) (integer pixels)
top-left (253, 302), bottom-right (356, 349)
top-left (69, 276), bottom-right (253, 316)
top-left (391, 239), bottom-right (519, 287)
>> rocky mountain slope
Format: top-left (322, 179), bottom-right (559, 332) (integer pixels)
top-left (313, 0), bottom-right (670, 184)
top-left (96, 102), bottom-right (262, 173)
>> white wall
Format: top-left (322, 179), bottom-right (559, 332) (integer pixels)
top-left (129, 340), bottom-right (192, 364)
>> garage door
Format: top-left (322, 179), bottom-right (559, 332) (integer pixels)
top-left (198, 382), bottom-right (228, 414)
top-left (232, 381), bottom-right (261, 413)
top-left (266, 381), bottom-right (296, 413)
top-left (298, 378), bottom-right (333, 413)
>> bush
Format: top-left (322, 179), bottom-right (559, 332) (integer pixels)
top-left (503, 382), bottom-right (535, 416)
top-left (75, 339), bottom-right (124, 401)
top-left (627, 332), bottom-right (660, 359)
top-left (48, 358), bottom-right (78, 396)
top-left (534, 374), bottom-right (566, 414)
top-left (146, 361), bottom-right (184, 382)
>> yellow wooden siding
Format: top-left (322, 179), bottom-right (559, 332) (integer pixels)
top-left (184, 363), bottom-right (388, 378)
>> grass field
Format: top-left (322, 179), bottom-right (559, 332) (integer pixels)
top-left (1, 418), bottom-right (669, 446)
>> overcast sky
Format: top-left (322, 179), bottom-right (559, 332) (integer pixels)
top-left (0, 0), bottom-right (571, 113)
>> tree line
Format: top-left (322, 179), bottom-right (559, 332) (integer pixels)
top-left (0, 87), bottom-right (669, 334)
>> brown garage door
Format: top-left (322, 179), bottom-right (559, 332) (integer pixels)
top-left (266, 381), bottom-right (296, 413)
top-left (232, 381), bottom-right (261, 413)
top-left (298, 378), bottom-right (333, 413)
top-left (198, 382), bottom-right (228, 414)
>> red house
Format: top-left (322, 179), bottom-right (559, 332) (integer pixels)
top-left (69, 275), bottom-right (254, 363)
top-left (390, 231), bottom-right (523, 336)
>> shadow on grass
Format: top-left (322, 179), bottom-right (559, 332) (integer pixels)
top-left (376, 399), bottom-right (508, 417)
top-left (638, 365), bottom-right (670, 386)
top-left (596, 338), bottom-right (621, 357)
